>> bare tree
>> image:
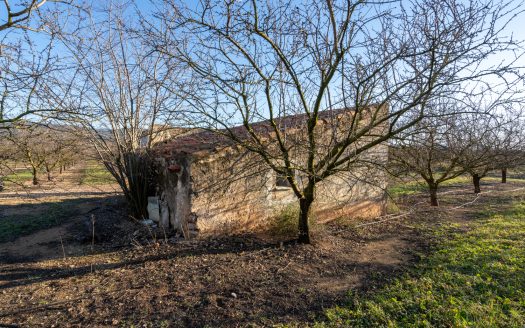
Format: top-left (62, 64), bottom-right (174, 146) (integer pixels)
top-left (3, 121), bottom-right (81, 186)
top-left (51, 3), bottom-right (185, 219)
top-left (149, 0), bottom-right (523, 243)
top-left (0, 0), bottom-right (71, 32)
top-left (0, 32), bottom-right (62, 127)
top-left (5, 123), bottom-right (47, 185)
top-left (0, 0), bottom-right (78, 128)
top-left (492, 110), bottom-right (525, 183)
top-left (40, 125), bottom-right (79, 181)
top-left (390, 109), bottom-right (467, 206)
top-left (456, 111), bottom-right (524, 193)
top-left (391, 92), bottom-right (524, 205)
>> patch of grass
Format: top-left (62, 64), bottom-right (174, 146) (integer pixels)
top-left (267, 204), bottom-right (324, 239)
top-left (388, 176), bottom-right (472, 199)
top-left (440, 176), bottom-right (471, 186)
top-left (319, 202), bottom-right (525, 327)
top-left (3, 169), bottom-right (34, 186)
top-left (387, 174), bottom-right (525, 200)
top-left (388, 181), bottom-right (426, 198)
top-left (268, 204), bottom-right (300, 237)
top-left (81, 162), bottom-right (116, 185)
top-left (0, 200), bottom-right (81, 243)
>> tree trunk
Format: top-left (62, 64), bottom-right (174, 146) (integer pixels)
top-left (429, 183), bottom-right (439, 206)
top-left (472, 174), bottom-right (481, 194)
top-left (501, 168), bottom-right (507, 183)
top-left (46, 165), bottom-right (51, 181)
top-left (298, 196), bottom-right (313, 244)
top-left (32, 167), bottom-right (38, 185)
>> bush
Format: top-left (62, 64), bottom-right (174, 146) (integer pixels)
top-left (269, 204), bottom-right (300, 237)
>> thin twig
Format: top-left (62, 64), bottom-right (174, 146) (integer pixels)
top-left (59, 235), bottom-right (67, 261)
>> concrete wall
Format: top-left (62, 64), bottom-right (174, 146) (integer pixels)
top-left (153, 106), bottom-right (389, 237)
top-left (154, 154), bottom-right (195, 238)
top-left (190, 148), bottom-right (277, 235)
top-left (188, 144), bottom-right (388, 235)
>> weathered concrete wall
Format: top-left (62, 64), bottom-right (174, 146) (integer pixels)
top-left (153, 105), bottom-right (390, 238)
top-left (154, 154), bottom-right (195, 238)
top-left (189, 144), bottom-right (388, 235)
top-left (190, 148), bottom-right (277, 235)
top-left (313, 144), bottom-right (389, 221)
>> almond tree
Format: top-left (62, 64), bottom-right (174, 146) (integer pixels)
top-left (493, 111), bottom-right (525, 183)
top-left (391, 93), bottom-right (524, 205)
top-left (457, 111), bottom-right (524, 193)
top-left (5, 123), bottom-right (47, 185)
top-left (0, 0), bottom-right (76, 127)
top-left (0, 33), bottom-right (61, 128)
top-left (390, 111), bottom-right (468, 206)
top-left (0, 0), bottom-right (69, 32)
top-left (50, 3), bottom-right (185, 219)
top-left (148, 0), bottom-right (523, 243)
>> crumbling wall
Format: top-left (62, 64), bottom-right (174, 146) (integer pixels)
top-left (188, 143), bottom-right (388, 236)
top-left (152, 105), bottom-right (390, 238)
top-left (190, 148), bottom-right (281, 235)
top-left (154, 154), bottom-right (197, 238)
top-left (313, 144), bottom-right (389, 222)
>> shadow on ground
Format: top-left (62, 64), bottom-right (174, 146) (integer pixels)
top-left (0, 195), bottom-right (136, 264)
top-left (0, 226), bottom-right (416, 327)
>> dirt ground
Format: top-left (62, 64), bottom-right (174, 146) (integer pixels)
top-left (0, 174), bottom-right (522, 327)
top-left (0, 164), bottom-right (124, 263)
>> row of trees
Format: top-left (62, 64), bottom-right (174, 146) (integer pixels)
top-left (391, 101), bottom-right (525, 206)
top-left (1, 0), bottom-right (525, 243)
top-left (0, 123), bottom-right (81, 185)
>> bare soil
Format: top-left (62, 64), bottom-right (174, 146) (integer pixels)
top-left (0, 164), bottom-right (126, 263)
top-left (0, 222), bottom-right (419, 327)
top-left (0, 176), bottom-right (521, 327)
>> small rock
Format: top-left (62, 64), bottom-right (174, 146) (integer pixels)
top-left (231, 292), bottom-right (237, 298)
top-left (141, 219), bottom-right (155, 226)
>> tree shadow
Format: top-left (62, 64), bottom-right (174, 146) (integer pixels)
top-left (0, 233), bottom-right (413, 328)
top-left (0, 194), bottom-right (130, 264)
top-left (0, 236), bottom-right (287, 290)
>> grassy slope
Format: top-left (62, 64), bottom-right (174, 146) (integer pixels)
top-left (318, 202), bottom-right (525, 327)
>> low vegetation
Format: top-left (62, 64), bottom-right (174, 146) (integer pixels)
top-left (0, 200), bottom-right (80, 243)
top-left (269, 205), bottom-right (301, 236)
top-left (2, 169), bottom-right (34, 186)
top-left (80, 162), bottom-right (116, 186)
top-left (321, 202), bottom-right (525, 327)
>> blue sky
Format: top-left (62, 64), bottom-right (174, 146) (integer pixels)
top-left (1, 0), bottom-right (524, 123)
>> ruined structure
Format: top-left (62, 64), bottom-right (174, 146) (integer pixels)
top-left (149, 106), bottom-right (389, 238)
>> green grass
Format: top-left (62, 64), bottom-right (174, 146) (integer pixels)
top-left (81, 162), bottom-right (116, 185)
top-left (319, 202), bottom-right (525, 327)
top-left (3, 169), bottom-right (34, 186)
top-left (388, 175), bottom-right (525, 199)
top-left (388, 181), bottom-right (426, 197)
top-left (388, 176), bottom-right (471, 198)
top-left (269, 204), bottom-right (300, 236)
top-left (0, 199), bottom-right (82, 243)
